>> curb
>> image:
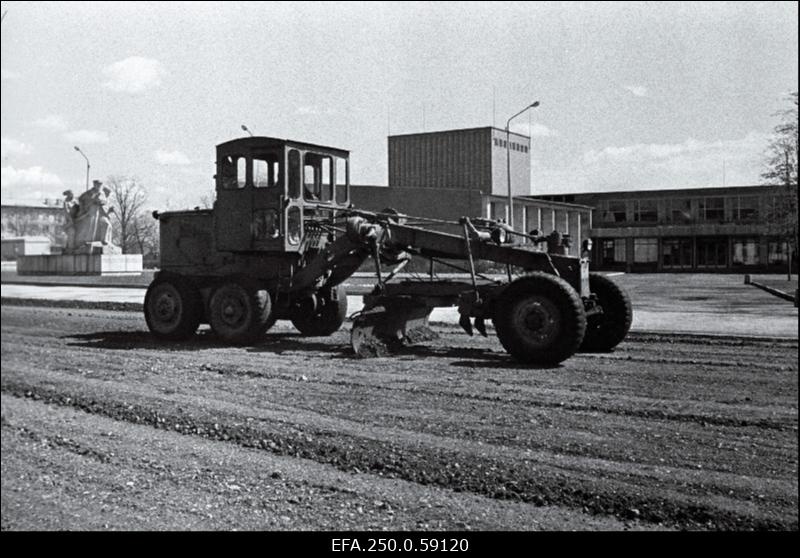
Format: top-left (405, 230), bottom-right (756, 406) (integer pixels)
top-left (744, 276), bottom-right (798, 305)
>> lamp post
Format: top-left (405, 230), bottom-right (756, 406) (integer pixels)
top-left (505, 101), bottom-right (539, 229)
top-left (241, 124), bottom-right (253, 137)
top-left (73, 146), bottom-right (90, 191)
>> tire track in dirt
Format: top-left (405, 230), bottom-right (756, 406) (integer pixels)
top-left (1, 375), bottom-right (794, 531)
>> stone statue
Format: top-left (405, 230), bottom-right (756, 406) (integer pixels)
top-left (62, 189), bottom-right (79, 252)
top-left (64, 180), bottom-right (120, 254)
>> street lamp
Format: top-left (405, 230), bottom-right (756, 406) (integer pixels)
top-left (73, 146), bottom-right (90, 191)
top-left (505, 101), bottom-right (539, 229)
top-left (241, 124), bottom-right (253, 137)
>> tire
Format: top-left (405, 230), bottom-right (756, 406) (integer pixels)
top-left (209, 279), bottom-right (272, 344)
top-left (580, 273), bottom-right (632, 352)
top-left (493, 272), bottom-right (587, 365)
top-left (291, 284), bottom-right (348, 336)
top-left (144, 275), bottom-right (201, 341)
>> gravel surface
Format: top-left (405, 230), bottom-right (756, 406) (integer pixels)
top-left (1, 303), bottom-right (797, 531)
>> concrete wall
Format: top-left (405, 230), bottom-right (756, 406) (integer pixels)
top-left (489, 129), bottom-right (531, 197)
top-left (351, 185), bottom-right (485, 236)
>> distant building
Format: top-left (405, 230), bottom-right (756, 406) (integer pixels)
top-left (352, 127), bottom-right (592, 254)
top-left (1, 200), bottom-right (66, 254)
top-left (1, 237), bottom-right (52, 260)
top-left (535, 185), bottom-right (796, 273)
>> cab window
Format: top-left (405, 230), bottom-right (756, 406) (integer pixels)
top-left (253, 152), bottom-right (281, 188)
top-left (303, 153), bottom-right (333, 201)
top-left (335, 157), bottom-right (348, 203)
top-left (288, 150), bottom-right (301, 198)
top-left (220, 155), bottom-right (246, 189)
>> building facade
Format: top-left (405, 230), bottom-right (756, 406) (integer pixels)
top-left (1, 201), bottom-right (66, 254)
top-left (352, 127), bottom-right (591, 255)
top-left (536, 185), bottom-right (796, 273)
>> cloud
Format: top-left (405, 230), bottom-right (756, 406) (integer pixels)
top-left (510, 122), bottom-right (558, 137)
top-left (295, 105), bottom-right (338, 116)
top-left (101, 56), bottom-right (166, 94)
top-left (154, 149), bottom-right (191, 165)
top-left (583, 133), bottom-right (769, 166)
top-left (63, 129), bottom-right (110, 144)
top-left (1, 138), bottom-right (33, 158)
top-left (623, 85), bottom-right (648, 97)
top-left (32, 114), bottom-right (69, 131)
top-left (1, 165), bottom-right (64, 190)
top-left (1, 68), bottom-right (20, 80)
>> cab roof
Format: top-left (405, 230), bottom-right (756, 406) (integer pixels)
top-left (216, 136), bottom-right (349, 157)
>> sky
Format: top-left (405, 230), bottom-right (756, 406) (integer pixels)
top-left (1, 1), bottom-right (797, 211)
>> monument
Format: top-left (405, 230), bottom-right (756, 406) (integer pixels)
top-left (17, 180), bottom-right (143, 275)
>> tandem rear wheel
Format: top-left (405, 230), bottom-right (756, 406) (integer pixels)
top-left (208, 278), bottom-right (272, 344)
top-left (144, 274), bottom-right (202, 341)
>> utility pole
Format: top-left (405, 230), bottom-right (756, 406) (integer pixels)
top-left (505, 101), bottom-right (539, 229)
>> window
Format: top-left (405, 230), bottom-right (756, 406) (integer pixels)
top-left (302, 153), bottom-right (333, 201)
top-left (768, 239), bottom-right (789, 265)
top-left (288, 150), bottom-right (301, 198)
top-left (696, 237), bottom-right (727, 268)
top-left (732, 238), bottom-right (759, 266)
top-left (733, 196), bottom-right (758, 221)
top-left (601, 239), bottom-right (626, 265)
top-left (253, 153), bottom-right (280, 188)
top-left (699, 197), bottom-right (724, 222)
top-left (667, 198), bottom-right (692, 223)
top-left (602, 201), bottom-right (627, 223)
top-left (219, 155), bottom-right (246, 189)
top-left (335, 157), bottom-right (348, 203)
top-left (490, 202), bottom-right (506, 222)
top-left (633, 238), bottom-right (658, 263)
top-left (320, 156), bottom-right (332, 202)
top-left (662, 238), bottom-right (693, 269)
top-left (633, 199), bottom-right (658, 223)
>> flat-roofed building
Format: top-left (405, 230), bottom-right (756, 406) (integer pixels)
top-left (1, 200), bottom-right (66, 256)
top-left (352, 127), bottom-right (592, 256)
top-left (535, 185), bottom-right (796, 273)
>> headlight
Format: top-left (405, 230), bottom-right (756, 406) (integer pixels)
top-left (490, 227), bottom-right (508, 244)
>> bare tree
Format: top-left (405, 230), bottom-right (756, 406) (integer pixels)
top-left (762, 92), bottom-right (798, 279)
top-left (199, 187), bottom-right (216, 210)
top-left (130, 211), bottom-right (159, 256)
top-left (105, 175), bottom-right (148, 254)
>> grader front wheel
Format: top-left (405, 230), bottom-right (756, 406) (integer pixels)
top-left (493, 273), bottom-right (587, 365)
top-left (209, 280), bottom-right (272, 344)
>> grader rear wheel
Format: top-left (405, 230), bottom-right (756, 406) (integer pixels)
top-left (209, 280), bottom-right (272, 345)
top-left (291, 284), bottom-right (348, 336)
top-left (144, 275), bottom-right (201, 341)
top-left (580, 273), bottom-right (632, 352)
top-left (493, 273), bottom-right (587, 365)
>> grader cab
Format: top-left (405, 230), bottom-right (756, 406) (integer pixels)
top-left (145, 136), bottom-right (632, 365)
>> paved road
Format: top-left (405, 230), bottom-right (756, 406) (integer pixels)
top-left (2, 283), bottom-right (797, 338)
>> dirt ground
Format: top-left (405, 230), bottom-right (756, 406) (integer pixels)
top-left (1, 301), bottom-right (797, 531)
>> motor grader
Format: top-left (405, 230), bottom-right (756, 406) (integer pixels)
top-left (144, 136), bottom-right (632, 364)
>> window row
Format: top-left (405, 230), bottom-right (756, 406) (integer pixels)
top-left (599, 196), bottom-right (762, 224)
top-left (492, 138), bottom-right (529, 153)
top-left (219, 151), bottom-right (348, 203)
top-left (599, 237), bottom-right (790, 267)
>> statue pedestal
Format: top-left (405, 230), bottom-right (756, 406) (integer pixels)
top-left (17, 254), bottom-right (143, 276)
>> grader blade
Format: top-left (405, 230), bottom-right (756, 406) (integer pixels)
top-left (351, 302), bottom-right (437, 358)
